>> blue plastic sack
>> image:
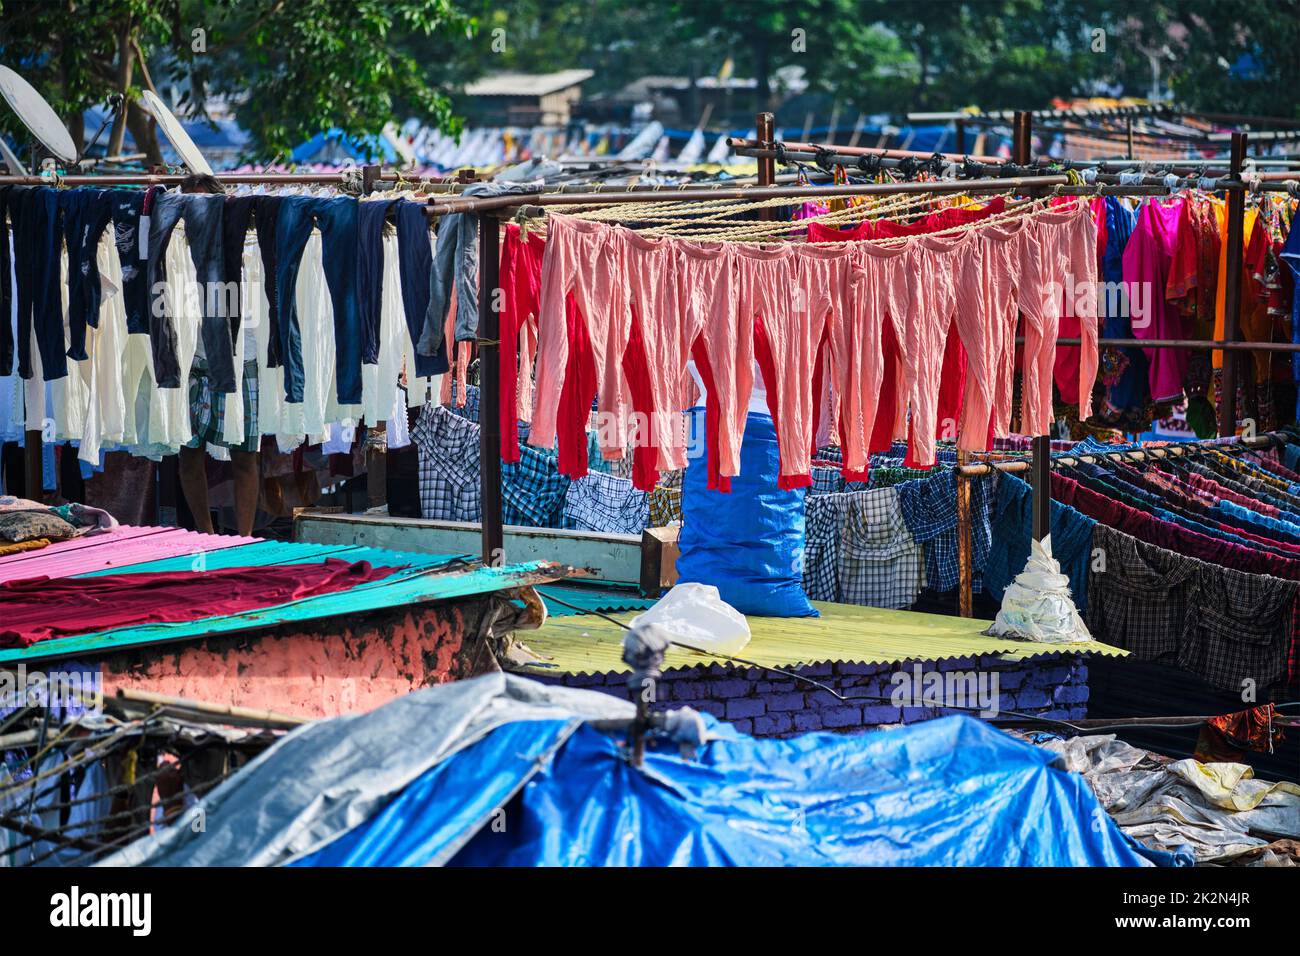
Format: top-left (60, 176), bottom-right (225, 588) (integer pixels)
top-left (676, 407), bottom-right (818, 617)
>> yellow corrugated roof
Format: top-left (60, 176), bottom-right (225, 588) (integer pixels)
top-left (509, 601), bottom-right (1127, 677)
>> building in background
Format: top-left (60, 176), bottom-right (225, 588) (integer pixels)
top-left (460, 70), bottom-right (594, 127)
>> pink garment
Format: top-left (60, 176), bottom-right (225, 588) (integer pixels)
top-left (525, 202), bottom-right (1099, 483)
top-left (1051, 196), bottom-right (1105, 408)
top-left (835, 241), bottom-right (910, 475)
top-left (1122, 197), bottom-right (1188, 403)
top-left (1018, 203), bottom-right (1096, 435)
top-left (747, 243), bottom-right (839, 485)
top-left (899, 232), bottom-right (978, 466)
top-left (679, 240), bottom-right (746, 484)
top-left (531, 214), bottom-right (630, 458)
top-left (621, 227), bottom-right (692, 472)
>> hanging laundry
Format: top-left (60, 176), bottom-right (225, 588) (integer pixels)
top-left (0, 558), bottom-right (401, 649)
top-left (562, 472), bottom-right (648, 535)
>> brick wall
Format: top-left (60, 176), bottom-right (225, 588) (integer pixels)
top-left (528, 654), bottom-right (1090, 737)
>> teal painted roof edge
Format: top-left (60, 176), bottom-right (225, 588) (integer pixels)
top-left (74, 540), bottom-right (470, 576)
top-left (0, 560), bottom-right (560, 664)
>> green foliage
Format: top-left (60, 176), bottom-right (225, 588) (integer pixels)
top-left (0, 0), bottom-right (475, 160)
top-left (1, 0), bottom-right (1297, 162)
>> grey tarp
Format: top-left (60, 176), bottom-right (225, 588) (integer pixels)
top-left (100, 673), bottom-right (634, 867)
top-left (1039, 734), bottom-right (1300, 863)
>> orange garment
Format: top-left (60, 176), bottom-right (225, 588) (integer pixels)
top-left (1211, 204), bottom-right (1270, 376)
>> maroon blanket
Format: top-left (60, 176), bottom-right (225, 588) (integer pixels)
top-left (0, 559), bottom-right (402, 648)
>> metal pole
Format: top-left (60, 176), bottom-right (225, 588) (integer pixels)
top-left (1218, 131), bottom-right (1247, 437)
top-left (1013, 109), bottom-right (1052, 543)
top-left (478, 213), bottom-right (504, 566)
top-left (756, 112), bottom-right (776, 222)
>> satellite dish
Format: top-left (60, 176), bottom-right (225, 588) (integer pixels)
top-left (139, 89), bottom-right (213, 175)
top-left (0, 136), bottom-right (27, 175)
top-left (0, 65), bottom-right (77, 164)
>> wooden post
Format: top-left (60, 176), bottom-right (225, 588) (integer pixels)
top-left (956, 451), bottom-right (973, 617)
top-left (478, 212), bottom-right (503, 566)
top-left (360, 163), bottom-right (381, 195)
top-left (1218, 131), bottom-right (1248, 437)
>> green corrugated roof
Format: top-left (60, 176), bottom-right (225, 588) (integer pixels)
top-left (75, 540), bottom-right (468, 576)
top-left (531, 584), bottom-right (655, 618)
top-left (509, 600), bottom-right (1127, 677)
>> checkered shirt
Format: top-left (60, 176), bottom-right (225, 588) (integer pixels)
top-left (809, 466), bottom-right (844, 496)
top-left (648, 470), bottom-right (683, 527)
top-left (1179, 561), bottom-right (1297, 693)
top-left (802, 493), bottom-right (843, 602)
top-left (896, 469), bottom-right (992, 593)
top-left (411, 404), bottom-right (481, 521)
top-left (1085, 525), bottom-right (1199, 664)
top-left (563, 471), bottom-right (649, 534)
top-left (835, 487), bottom-right (924, 609)
top-left (446, 383), bottom-right (480, 424)
top-left (503, 442), bottom-right (570, 527)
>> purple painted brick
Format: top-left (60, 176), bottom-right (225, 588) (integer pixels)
top-left (1053, 684), bottom-right (1089, 704)
top-left (755, 681), bottom-right (797, 694)
top-left (730, 718), bottom-right (753, 734)
top-left (860, 704), bottom-right (903, 725)
top-left (694, 700), bottom-right (726, 719)
top-left (938, 656), bottom-right (978, 671)
top-left (1016, 688), bottom-right (1050, 709)
top-left (806, 690), bottom-right (843, 708)
top-left (989, 668), bottom-right (1029, 691)
top-left (901, 706), bottom-right (939, 723)
top-left (765, 692), bottom-right (806, 712)
top-left (726, 698), bottom-right (766, 720)
top-left (1039, 707), bottom-right (1077, 720)
top-left (822, 705), bottom-right (863, 728)
top-left (798, 662), bottom-right (835, 678)
top-left (753, 713), bottom-right (795, 736)
top-left (671, 681), bottom-right (703, 701)
top-left (563, 672), bottom-right (607, 687)
top-left (711, 679), bottom-right (750, 698)
top-left (793, 712), bottom-right (823, 732)
top-left (1035, 665), bottom-right (1074, 685)
top-left (835, 661), bottom-right (884, 676)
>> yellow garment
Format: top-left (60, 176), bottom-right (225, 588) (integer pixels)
top-left (1167, 758), bottom-right (1300, 813)
top-left (0, 537), bottom-right (50, 557)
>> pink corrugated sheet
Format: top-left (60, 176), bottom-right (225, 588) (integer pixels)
top-left (0, 526), bottom-right (261, 583)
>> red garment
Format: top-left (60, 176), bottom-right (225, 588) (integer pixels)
top-left (1195, 704), bottom-right (1286, 763)
top-left (0, 559), bottom-right (401, 648)
top-left (499, 224), bottom-right (546, 463)
top-left (556, 293), bottom-right (597, 479)
top-left (1052, 473), bottom-right (1300, 580)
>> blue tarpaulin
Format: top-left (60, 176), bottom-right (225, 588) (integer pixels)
top-left (296, 711), bottom-right (1173, 867)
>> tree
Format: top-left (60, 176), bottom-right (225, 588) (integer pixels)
top-left (0, 0), bottom-right (476, 162)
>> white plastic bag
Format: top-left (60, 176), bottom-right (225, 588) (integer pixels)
top-left (985, 535), bottom-right (1093, 644)
top-left (629, 582), bottom-right (751, 656)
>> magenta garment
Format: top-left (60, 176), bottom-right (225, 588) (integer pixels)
top-left (1122, 198), bottom-right (1188, 403)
